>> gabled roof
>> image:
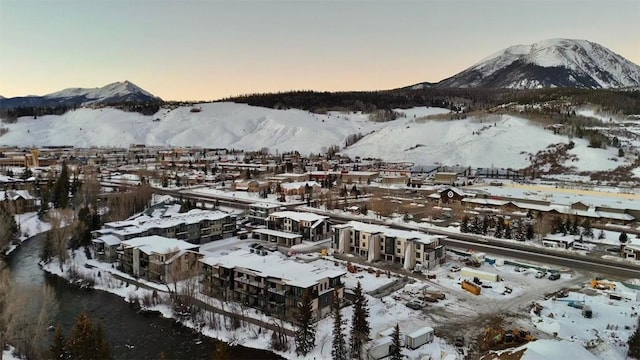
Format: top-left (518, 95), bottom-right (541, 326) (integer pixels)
top-left (120, 235), bottom-right (198, 255)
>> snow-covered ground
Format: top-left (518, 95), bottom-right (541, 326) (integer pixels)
top-left (0, 103), bottom-right (634, 171)
top-left (530, 281), bottom-right (639, 360)
top-left (5, 212), bottom-right (51, 255)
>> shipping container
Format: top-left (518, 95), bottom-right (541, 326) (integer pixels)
top-left (405, 326), bottom-right (434, 349)
top-left (461, 267), bottom-right (500, 282)
top-left (582, 305), bottom-right (593, 318)
top-left (367, 336), bottom-right (393, 360)
top-left (461, 280), bottom-right (481, 295)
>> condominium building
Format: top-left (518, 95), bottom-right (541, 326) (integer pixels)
top-left (332, 221), bottom-right (446, 270)
top-left (119, 235), bottom-right (202, 283)
top-left (200, 250), bottom-right (345, 321)
top-left (94, 209), bottom-right (236, 244)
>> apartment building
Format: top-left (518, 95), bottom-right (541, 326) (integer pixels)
top-left (94, 209), bottom-right (236, 245)
top-left (119, 235), bottom-right (202, 283)
top-left (332, 221), bottom-right (446, 270)
top-left (200, 250), bottom-right (345, 321)
top-left (247, 202), bottom-right (282, 225)
top-left (252, 211), bottom-right (329, 247)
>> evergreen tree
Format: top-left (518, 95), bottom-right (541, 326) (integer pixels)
top-left (350, 281), bottom-right (370, 360)
top-left (50, 325), bottom-right (67, 360)
top-left (620, 232), bottom-right (629, 244)
top-left (460, 216), bottom-right (469, 233)
top-left (582, 219), bottom-right (593, 238)
top-left (331, 292), bottom-right (348, 360)
top-left (390, 323), bottom-right (403, 360)
top-left (294, 290), bottom-right (316, 356)
top-left (65, 312), bottom-right (111, 360)
top-left (570, 217), bottom-right (579, 235)
top-left (52, 161), bottom-right (70, 209)
top-left (38, 186), bottom-right (49, 219)
top-left (628, 318), bottom-right (640, 359)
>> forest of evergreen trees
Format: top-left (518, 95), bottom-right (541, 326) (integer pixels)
top-left (221, 87), bottom-right (640, 115)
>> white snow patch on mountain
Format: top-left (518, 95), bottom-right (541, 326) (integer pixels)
top-left (45, 80), bottom-right (158, 101)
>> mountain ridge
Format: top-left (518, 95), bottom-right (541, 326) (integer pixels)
top-left (0, 81), bottom-right (161, 110)
top-left (431, 38), bottom-right (640, 89)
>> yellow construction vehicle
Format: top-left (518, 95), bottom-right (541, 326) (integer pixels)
top-left (590, 279), bottom-right (616, 290)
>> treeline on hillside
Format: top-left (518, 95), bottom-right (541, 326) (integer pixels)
top-left (222, 88), bottom-right (640, 115)
top-left (0, 101), bottom-right (161, 123)
top-left (220, 90), bottom-right (465, 113)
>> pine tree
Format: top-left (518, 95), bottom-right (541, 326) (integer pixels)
top-left (331, 292), bottom-right (347, 360)
top-left (460, 216), bottom-right (469, 233)
top-left (628, 317), bottom-right (640, 359)
top-left (620, 232), bottom-right (629, 244)
top-left (65, 312), bottom-right (111, 359)
top-left (294, 290), bottom-right (316, 356)
top-left (390, 323), bottom-right (403, 360)
top-left (52, 161), bottom-right (70, 209)
top-left (49, 325), bottom-right (67, 359)
top-left (350, 281), bottom-right (370, 360)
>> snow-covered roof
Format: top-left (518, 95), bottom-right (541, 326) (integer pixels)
top-left (469, 185), bottom-right (640, 211)
top-left (542, 234), bottom-right (574, 244)
top-left (92, 234), bottom-right (121, 246)
top-left (0, 190), bottom-right (35, 201)
top-left (249, 202), bottom-right (281, 209)
top-left (252, 228), bottom-right (302, 239)
top-left (200, 250), bottom-right (345, 288)
top-left (269, 211), bottom-right (328, 223)
top-left (280, 181), bottom-right (320, 190)
top-left (339, 221), bottom-right (442, 245)
top-left (104, 209), bottom-right (232, 236)
top-left (120, 235), bottom-right (198, 255)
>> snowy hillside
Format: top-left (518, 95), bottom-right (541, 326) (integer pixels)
top-left (436, 39), bottom-right (640, 89)
top-left (0, 103), bottom-right (377, 153)
top-left (0, 103), bottom-right (630, 171)
top-left (341, 114), bottom-right (627, 170)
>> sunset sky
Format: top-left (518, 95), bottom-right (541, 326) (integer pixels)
top-left (1, 0), bottom-right (639, 101)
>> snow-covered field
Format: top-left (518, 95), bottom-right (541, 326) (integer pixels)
top-left (0, 103), bottom-right (634, 171)
top-left (531, 281), bottom-right (639, 360)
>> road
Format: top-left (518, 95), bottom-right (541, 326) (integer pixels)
top-left (103, 182), bottom-right (640, 278)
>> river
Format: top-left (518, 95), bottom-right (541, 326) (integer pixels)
top-left (7, 234), bottom-right (284, 360)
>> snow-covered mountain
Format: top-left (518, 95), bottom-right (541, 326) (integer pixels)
top-left (0, 81), bottom-right (161, 110)
top-left (0, 102), bottom-right (631, 172)
top-left (434, 39), bottom-right (640, 89)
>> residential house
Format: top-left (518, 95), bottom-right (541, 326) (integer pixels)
top-left (280, 181), bottom-right (321, 196)
top-left (0, 190), bottom-right (38, 214)
top-left (119, 235), bottom-right (202, 283)
top-left (332, 221), bottom-right (446, 269)
top-left (200, 250), bottom-right (345, 321)
top-left (232, 179), bottom-right (269, 193)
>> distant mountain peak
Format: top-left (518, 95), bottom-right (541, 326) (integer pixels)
top-left (435, 38), bottom-right (640, 89)
top-left (0, 81), bottom-right (161, 110)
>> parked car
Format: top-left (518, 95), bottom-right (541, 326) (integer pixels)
top-left (535, 271), bottom-right (546, 279)
top-left (450, 266), bottom-right (461, 272)
top-left (514, 267), bottom-right (524, 272)
top-left (548, 273), bottom-right (561, 281)
top-left (405, 300), bottom-right (426, 310)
